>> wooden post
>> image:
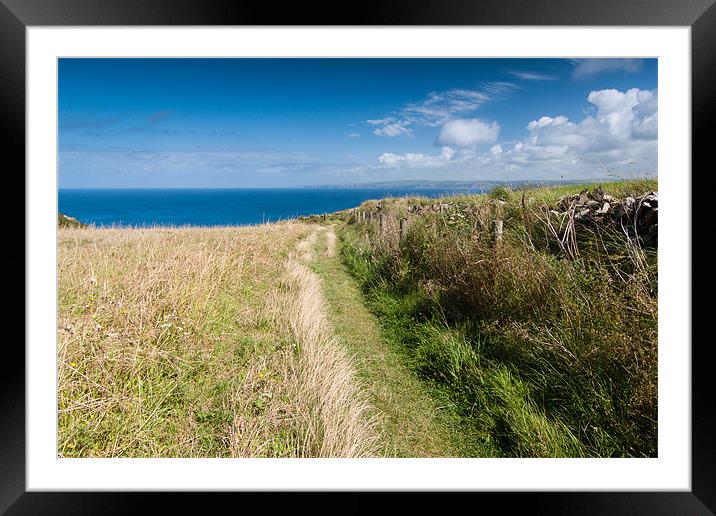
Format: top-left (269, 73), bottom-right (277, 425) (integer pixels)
top-left (322, 213), bottom-right (326, 222)
top-left (492, 219), bottom-right (503, 246)
top-left (399, 218), bottom-right (407, 241)
top-left (379, 213), bottom-right (385, 235)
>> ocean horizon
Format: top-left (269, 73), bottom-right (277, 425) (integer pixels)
top-left (58, 187), bottom-right (488, 227)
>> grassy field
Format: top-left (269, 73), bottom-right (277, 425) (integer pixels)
top-left (339, 179), bottom-right (658, 457)
top-left (58, 179), bottom-right (658, 458)
top-left (58, 222), bottom-right (376, 457)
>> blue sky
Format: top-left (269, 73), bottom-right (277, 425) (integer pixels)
top-left (58, 58), bottom-right (658, 188)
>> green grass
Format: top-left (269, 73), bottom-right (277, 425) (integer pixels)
top-left (367, 177), bottom-right (657, 209)
top-left (338, 179), bottom-right (657, 457)
top-left (311, 226), bottom-right (489, 457)
top-left (58, 213), bottom-right (85, 228)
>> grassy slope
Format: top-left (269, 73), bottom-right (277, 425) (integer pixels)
top-left (311, 226), bottom-right (475, 457)
top-left (339, 179), bottom-right (658, 457)
top-left (59, 222), bottom-right (379, 458)
top-left (58, 223), bottom-right (311, 457)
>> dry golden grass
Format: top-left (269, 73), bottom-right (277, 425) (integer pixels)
top-left (257, 226), bottom-right (379, 457)
top-left (325, 226), bottom-right (337, 258)
top-left (59, 221), bottom-right (377, 457)
top-left (59, 223), bottom-right (310, 457)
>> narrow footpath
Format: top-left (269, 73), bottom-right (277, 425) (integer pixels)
top-left (311, 225), bottom-right (465, 457)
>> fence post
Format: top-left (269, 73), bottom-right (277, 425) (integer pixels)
top-left (399, 218), bottom-right (407, 241)
top-left (492, 219), bottom-right (503, 246)
top-left (379, 213), bottom-right (385, 235)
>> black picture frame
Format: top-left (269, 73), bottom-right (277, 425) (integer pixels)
top-left (3, 0), bottom-right (711, 513)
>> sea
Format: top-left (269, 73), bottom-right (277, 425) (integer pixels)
top-left (58, 188), bottom-right (486, 227)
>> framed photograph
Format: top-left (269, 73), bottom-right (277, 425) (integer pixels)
top-left (4, 0), bottom-right (711, 512)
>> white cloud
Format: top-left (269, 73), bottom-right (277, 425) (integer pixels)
top-left (510, 88), bottom-right (658, 154)
top-left (375, 123), bottom-right (412, 138)
top-left (527, 116), bottom-right (569, 131)
top-left (481, 87), bottom-right (657, 173)
top-left (508, 70), bottom-right (557, 81)
top-left (378, 146), bottom-right (456, 168)
top-left (347, 131), bottom-right (361, 138)
top-left (440, 146), bottom-right (456, 161)
top-left (373, 87), bottom-right (658, 180)
top-left (632, 113), bottom-right (658, 140)
top-left (403, 88), bottom-right (489, 124)
top-left (437, 118), bottom-right (500, 148)
top-left (367, 82), bottom-right (517, 137)
top-left (366, 119), bottom-right (412, 137)
top-left (378, 153), bottom-right (406, 165)
top-left (571, 59), bottom-right (643, 80)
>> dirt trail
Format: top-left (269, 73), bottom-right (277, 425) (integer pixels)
top-left (311, 225), bottom-right (463, 457)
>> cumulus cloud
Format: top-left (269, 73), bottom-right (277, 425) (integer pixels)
top-left (376, 87), bottom-right (658, 180)
top-left (525, 88), bottom-right (657, 152)
top-left (437, 118), bottom-right (500, 148)
top-left (479, 87), bottom-right (657, 174)
top-left (571, 59), bottom-right (643, 80)
top-left (631, 113), bottom-right (658, 140)
top-left (527, 116), bottom-right (569, 131)
top-left (441, 146), bottom-right (456, 161)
